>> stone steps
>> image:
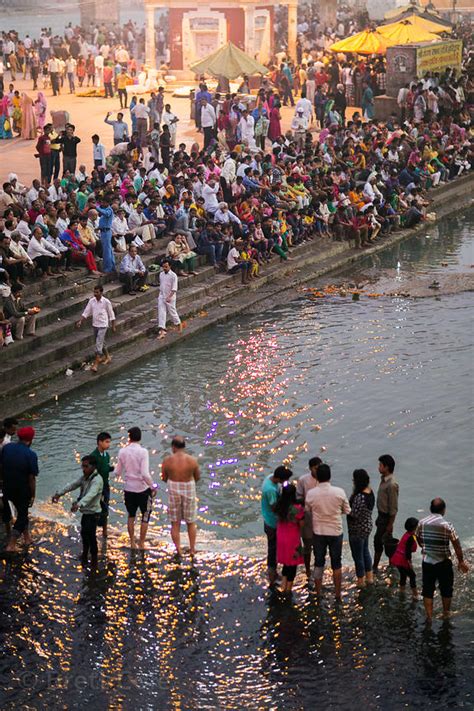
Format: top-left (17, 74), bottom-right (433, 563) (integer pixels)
top-left (0, 265), bottom-right (248, 402)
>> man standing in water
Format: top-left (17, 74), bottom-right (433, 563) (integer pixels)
top-left (305, 463), bottom-right (351, 601)
top-left (1, 427), bottom-right (38, 552)
top-left (373, 454), bottom-right (399, 572)
top-left (296, 456), bottom-right (322, 585)
top-left (157, 259), bottom-right (183, 339)
top-left (261, 465), bottom-right (293, 587)
top-left (416, 498), bottom-right (469, 623)
top-left (115, 427), bottom-right (157, 549)
top-left (90, 431), bottom-right (114, 538)
top-left (162, 436), bottom-right (200, 557)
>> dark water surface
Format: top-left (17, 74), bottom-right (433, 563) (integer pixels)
top-left (1, 209), bottom-right (473, 708)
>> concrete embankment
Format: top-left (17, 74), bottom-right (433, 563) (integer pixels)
top-left (3, 172), bottom-right (473, 420)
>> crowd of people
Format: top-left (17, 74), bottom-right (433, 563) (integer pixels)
top-left (0, 420), bottom-right (469, 624)
top-left (0, 48), bottom-right (472, 348)
top-left (0, 421), bottom-right (199, 563)
top-left (261, 455), bottom-right (469, 622)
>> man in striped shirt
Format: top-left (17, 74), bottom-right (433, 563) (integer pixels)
top-left (416, 498), bottom-right (469, 622)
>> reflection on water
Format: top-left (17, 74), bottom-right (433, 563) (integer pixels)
top-left (1, 521), bottom-right (473, 708)
top-left (1, 210), bottom-right (473, 707)
top-left (31, 208), bottom-right (474, 550)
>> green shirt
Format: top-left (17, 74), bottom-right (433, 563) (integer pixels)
top-left (90, 447), bottom-right (112, 486)
top-left (261, 475), bottom-right (280, 529)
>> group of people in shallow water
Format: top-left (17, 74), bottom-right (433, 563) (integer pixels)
top-left (0, 421), bottom-right (469, 623)
top-left (261, 454), bottom-right (469, 622)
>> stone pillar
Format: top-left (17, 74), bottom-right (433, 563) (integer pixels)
top-left (145, 5), bottom-right (156, 68)
top-left (287, 1), bottom-right (298, 62)
top-left (244, 4), bottom-right (256, 58)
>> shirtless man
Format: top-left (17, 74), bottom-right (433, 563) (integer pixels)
top-left (161, 436), bottom-right (200, 557)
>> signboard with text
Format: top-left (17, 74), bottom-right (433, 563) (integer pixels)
top-left (416, 40), bottom-right (463, 76)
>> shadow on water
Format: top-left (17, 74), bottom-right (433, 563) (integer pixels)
top-left (1, 521), bottom-right (473, 709)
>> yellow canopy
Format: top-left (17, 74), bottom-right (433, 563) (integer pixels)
top-left (378, 19), bottom-right (441, 44)
top-left (189, 42), bottom-right (268, 80)
top-left (382, 11), bottom-right (452, 33)
top-left (383, 6), bottom-right (453, 32)
top-left (329, 29), bottom-right (390, 56)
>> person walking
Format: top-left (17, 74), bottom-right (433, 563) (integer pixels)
top-left (373, 454), bottom-right (399, 572)
top-left (115, 427), bottom-right (157, 550)
top-left (296, 456), bottom-right (321, 584)
top-left (157, 259), bottom-right (182, 339)
top-left (1, 426), bottom-right (39, 552)
top-left (76, 285), bottom-right (116, 372)
top-left (200, 98), bottom-right (216, 150)
top-left (161, 436), bottom-right (201, 557)
top-left (52, 455), bottom-right (103, 567)
top-left (261, 465), bottom-right (293, 587)
top-left (347, 468), bottom-right (375, 588)
top-left (47, 55), bottom-right (61, 96)
top-left (416, 498), bottom-right (469, 622)
top-left (305, 463), bottom-right (351, 601)
top-left (90, 432), bottom-right (114, 538)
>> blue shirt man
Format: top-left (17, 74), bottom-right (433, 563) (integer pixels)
top-left (96, 203), bottom-right (116, 272)
top-left (261, 466), bottom-right (292, 585)
top-left (1, 427), bottom-right (39, 550)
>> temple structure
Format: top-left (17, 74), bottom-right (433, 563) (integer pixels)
top-left (144, 0), bottom-right (297, 74)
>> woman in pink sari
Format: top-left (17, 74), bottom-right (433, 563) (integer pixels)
top-left (34, 92), bottom-right (47, 132)
top-left (21, 93), bottom-right (37, 139)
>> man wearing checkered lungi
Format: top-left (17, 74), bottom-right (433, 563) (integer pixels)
top-left (162, 436), bottom-right (201, 557)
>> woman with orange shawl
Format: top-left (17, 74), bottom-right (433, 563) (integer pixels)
top-left (21, 93), bottom-right (37, 139)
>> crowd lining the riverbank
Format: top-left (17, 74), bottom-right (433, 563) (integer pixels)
top-left (0, 19), bottom-right (472, 351)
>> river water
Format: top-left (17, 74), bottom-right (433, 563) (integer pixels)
top-left (1, 208), bottom-right (473, 709)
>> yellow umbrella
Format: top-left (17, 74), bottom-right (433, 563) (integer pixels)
top-left (381, 12), bottom-right (451, 33)
top-left (329, 29), bottom-right (390, 55)
top-left (378, 19), bottom-right (442, 44)
top-left (189, 42), bottom-right (268, 80)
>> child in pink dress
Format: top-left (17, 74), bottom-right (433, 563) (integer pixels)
top-left (390, 517), bottom-right (419, 598)
top-left (276, 483), bottom-right (305, 593)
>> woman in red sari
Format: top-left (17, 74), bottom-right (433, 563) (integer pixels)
top-left (268, 100), bottom-right (282, 142)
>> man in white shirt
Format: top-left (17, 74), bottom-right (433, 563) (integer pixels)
top-left (220, 152), bottom-right (237, 202)
top-left (26, 180), bottom-right (41, 208)
top-left (200, 99), bottom-right (216, 149)
top-left (76, 285), bottom-right (116, 372)
top-left (65, 55), bottom-right (77, 93)
top-left (131, 98), bottom-right (150, 146)
top-left (48, 56), bottom-right (61, 95)
top-left (296, 456), bottom-right (322, 582)
top-left (157, 259), bottom-right (182, 339)
top-left (305, 463), bottom-right (351, 600)
top-left (115, 426), bottom-right (157, 549)
top-left (202, 178), bottom-right (219, 215)
top-left (94, 53), bottom-right (104, 87)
